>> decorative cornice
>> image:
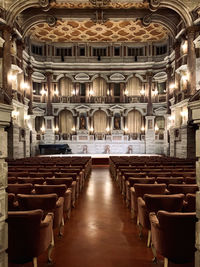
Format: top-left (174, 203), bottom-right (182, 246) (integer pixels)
top-left (149, 0), bottom-right (160, 12)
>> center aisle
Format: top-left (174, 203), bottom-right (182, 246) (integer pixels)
top-left (47, 166), bottom-right (156, 267)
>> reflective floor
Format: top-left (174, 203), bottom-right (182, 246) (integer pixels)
top-left (9, 167), bottom-right (194, 267)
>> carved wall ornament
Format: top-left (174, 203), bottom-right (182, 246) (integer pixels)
top-left (149, 0), bottom-right (160, 12)
top-left (46, 15), bottom-right (57, 27)
top-left (142, 14), bottom-right (152, 26)
top-left (89, 0), bottom-right (111, 8)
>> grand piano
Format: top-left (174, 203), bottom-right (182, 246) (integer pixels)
top-left (39, 144), bottom-right (72, 155)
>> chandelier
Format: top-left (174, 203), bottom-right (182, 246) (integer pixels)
top-left (89, 0), bottom-right (111, 8)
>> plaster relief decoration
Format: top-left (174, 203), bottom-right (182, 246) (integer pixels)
top-left (51, 1), bottom-right (148, 9)
top-left (149, 0), bottom-right (160, 12)
top-left (89, 0), bottom-right (111, 8)
top-left (75, 73), bottom-right (90, 81)
top-left (110, 73), bottom-right (125, 81)
top-left (28, 19), bottom-right (168, 42)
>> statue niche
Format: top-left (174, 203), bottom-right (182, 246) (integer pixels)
top-left (114, 115), bottom-right (121, 130)
top-left (80, 115), bottom-right (86, 130)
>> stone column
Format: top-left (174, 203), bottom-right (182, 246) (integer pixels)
top-left (166, 66), bottom-right (172, 114)
top-left (187, 27), bottom-right (196, 96)
top-left (0, 103), bottom-right (12, 267)
top-left (145, 116), bottom-right (155, 154)
top-left (45, 72), bottom-right (53, 116)
top-left (27, 66), bottom-right (34, 115)
top-left (2, 26), bottom-right (12, 103)
top-left (147, 72), bottom-right (153, 116)
top-left (174, 41), bottom-right (181, 92)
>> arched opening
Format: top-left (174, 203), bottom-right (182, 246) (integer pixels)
top-left (127, 110), bottom-right (143, 138)
top-left (93, 110), bottom-right (107, 133)
top-left (92, 77), bottom-right (107, 97)
top-left (59, 77), bottom-right (73, 97)
top-left (59, 110), bottom-right (74, 135)
top-left (126, 77), bottom-right (142, 96)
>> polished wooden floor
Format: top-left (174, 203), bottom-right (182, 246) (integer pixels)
top-left (9, 167), bottom-right (194, 267)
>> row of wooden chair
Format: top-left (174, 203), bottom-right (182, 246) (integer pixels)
top-left (7, 157), bottom-right (92, 267)
top-left (110, 156), bottom-right (197, 267)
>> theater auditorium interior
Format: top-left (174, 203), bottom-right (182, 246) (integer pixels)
top-left (0, 0), bottom-right (200, 266)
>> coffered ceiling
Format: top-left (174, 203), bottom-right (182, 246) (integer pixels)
top-left (28, 19), bottom-right (169, 43)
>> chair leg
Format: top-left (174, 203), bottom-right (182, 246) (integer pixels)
top-left (33, 257), bottom-right (37, 267)
top-left (138, 223), bottom-right (143, 239)
top-left (151, 243), bottom-right (157, 264)
top-left (59, 217), bottom-right (65, 236)
top-left (147, 230), bottom-right (151, 248)
top-left (164, 258), bottom-right (168, 267)
top-left (48, 230), bottom-right (55, 263)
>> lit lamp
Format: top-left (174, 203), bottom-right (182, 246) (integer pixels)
top-left (72, 89), bottom-right (76, 96)
top-left (141, 126), bottom-right (145, 133)
top-left (54, 126), bottom-right (59, 133)
top-left (54, 89), bottom-right (59, 96)
top-left (124, 126), bottom-right (129, 133)
top-left (40, 88), bottom-right (47, 96)
top-left (107, 89), bottom-right (110, 96)
top-left (106, 126), bottom-right (110, 133)
top-left (12, 110), bottom-right (19, 120)
top-left (71, 126), bottom-right (76, 133)
top-left (90, 126), bottom-right (94, 133)
top-left (169, 83), bottom-right (175, 90)
top-left (140, 88), bottom-right (145, 95)
top-left (182, 41), bottom-right (188, 54)
top-left (8, 73), bottom-right (17, 82)
top-left (181, 73), bottom-right (189, 83)
top-left (153, 88), bottom-right (158, 96)
top-left (41, 125), bottom-right (45, 133)
top-left (124, 89), bottom-right (128, 96)
top-left (89, 90), bottom-right (94, 96)
top-left (24, 114), bottom-right (30, 121)
top-left (21, 82), bottom-right (30, 90)
top-left (155, 124), bottom-right (159, 133)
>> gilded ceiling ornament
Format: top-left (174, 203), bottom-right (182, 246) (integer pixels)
top-left (149, 0), bottom-right (160, 12)
top-left (142, 14), bottom-right (152, 26)
top-left (89, 0), bottom-right (111, 8)
top-left (46, 15), bottom-right (57, 27)
top-left (39, 0), bottom-right (49, 8)
top-left (91, 9), bottom-right (108, 24)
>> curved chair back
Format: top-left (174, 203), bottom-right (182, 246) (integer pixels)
top-left (46, 178), bottom-right (73, 187)
top-left (134, 184), bottom-right (167, 199)
top-left (35, 184), bottom-right (67, 197)
top-left (7, 183), bottom-right (33, 195)
top-left (168, 184), bottom-right (198, 195)
top-left (156, 211), bottom-right (196, 263)
top-left (8, 209), bottom-right (43, 264)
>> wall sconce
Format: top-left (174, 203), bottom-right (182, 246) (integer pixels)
top-left (12, 110), bottom-right (19, 119)
top-left (40, 89), bottom-right (47, 96)
top-left (90, 126), bottom-right (94, 133)
top-left (124, 90), bottom-right (128, 96)
top-left (155, 124), bottom-right (159, 133)
top-left (21, 82), bottom-right (30, 90)
top-left (153, 89), bottom-right (158, 96)
top-left (106, 126), bottom-right (110, 133)
top-left (169, 115), bottom-right (175, 124)
top-left (71, 126), bottom-right (76, 132)
top-left (140, 88), bottom-right (145, 95)
top-left (141, 126), bottom-right (145, 132)
top-left (54, 126), bottom-right (59, 133)
top-left (181, 111), bottom-right (187, 118)
top-left (89, 90), bottom-right (94, 96)
top-left (8, 73), bottom-right (17, 82)
top-left (169, 83), bottom-right (175, 90)
top-left (24, 114), bottom-right (30, 121)
top-left (54, 89), bottom-right (59, 96)
top-left (107, 89), bottom-right (110, 96)
top-left (182, 41), bottom-right (188, 54)
top-left (124, 126), bottom-right (129, 133)
top-left (181, 73), bottom-right (189, 82)
top-left (72, 89), bottom-right (76, 95)
top-left (41, 126), bottom-right (45, 133)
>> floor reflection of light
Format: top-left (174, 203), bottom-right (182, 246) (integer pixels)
top-left (87, 181), bottom-right (95, 198)
top-left (104, 181), bottom-right (112, 202)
